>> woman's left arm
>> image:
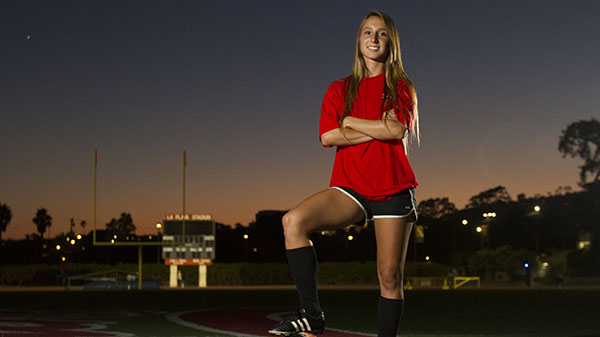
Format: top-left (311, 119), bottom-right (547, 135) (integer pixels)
top-left (342, 110), bottom-right (407, 140)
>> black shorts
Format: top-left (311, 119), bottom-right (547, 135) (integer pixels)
top-left (332, 186), bottom-right (418, 223)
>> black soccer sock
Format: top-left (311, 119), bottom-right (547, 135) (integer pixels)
top-left (377, 296), bottom-right (404, 337)
top-left (286, 245), bottom-right (321, 316)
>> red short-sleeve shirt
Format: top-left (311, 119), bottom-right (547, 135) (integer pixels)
top-left (319, 73), bottom-right (418, 201)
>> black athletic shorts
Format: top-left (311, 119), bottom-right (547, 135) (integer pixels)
top-left (332, 186), bottom-right (418, 223)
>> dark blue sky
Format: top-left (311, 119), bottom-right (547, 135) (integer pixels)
top-left (2, 0), bottom-right (599, 238)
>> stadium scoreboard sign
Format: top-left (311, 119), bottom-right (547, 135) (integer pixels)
top-left (162, 213), bottom-right (216, 263)
top-left (165, 213), bottom-right (213, 221)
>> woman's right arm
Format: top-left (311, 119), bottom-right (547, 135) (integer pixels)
top-left (321, 127), bottom-right (374, 147)
top-left (320, 81), bottom-right (374, 147)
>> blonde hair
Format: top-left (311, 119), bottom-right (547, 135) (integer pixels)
top-left (341, 10), bottom-right (419, 146)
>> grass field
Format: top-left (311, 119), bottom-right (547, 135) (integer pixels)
top-left (1, 288), bottom-right (599, 337)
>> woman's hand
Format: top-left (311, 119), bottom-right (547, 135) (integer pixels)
top-left (383, 109), bottom-right (398, 121)
top-left (340, 116), bottom-right (354, 129)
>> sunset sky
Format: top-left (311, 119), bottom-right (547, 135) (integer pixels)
top-left (2, 0), bottom-right (599, 239)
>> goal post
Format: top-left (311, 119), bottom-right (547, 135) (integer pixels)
top-left (91, 149), bottom-right (190, 289)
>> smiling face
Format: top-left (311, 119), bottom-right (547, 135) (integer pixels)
top-left (359, 16), bottom-right (390, 65)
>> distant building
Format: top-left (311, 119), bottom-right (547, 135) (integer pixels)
top-left (251, 210), bottom-right (286, 262)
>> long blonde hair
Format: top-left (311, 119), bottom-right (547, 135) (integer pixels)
top-left (341, 10), bottom-right (419, 146)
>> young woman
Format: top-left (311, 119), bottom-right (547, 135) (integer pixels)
top-left (269, 10), bottom-right (419, 337)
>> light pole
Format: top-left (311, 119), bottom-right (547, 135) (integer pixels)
top-left (243, 233), bottom-right (249, 261)
top-left (480, 212), bottom-right (495, 248)
top-left (476, 226), bottom-right (484, 249)
top-left (533, 206), bottom-right (541, 252)
top-left (156, 222), bottom-right (162, 263)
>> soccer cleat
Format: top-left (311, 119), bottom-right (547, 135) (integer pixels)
top-left (268, 309), bottom-right (325, 336)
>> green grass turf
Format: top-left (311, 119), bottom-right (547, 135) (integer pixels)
top-left (1, 289), bottom-right (599, 337)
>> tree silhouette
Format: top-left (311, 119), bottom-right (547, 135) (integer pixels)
top-left (32, 208), bottom-right (52, 240)
top-left (559, 118), bottom-right (600, 188)
top-left (466, 186), bottom-right (512, 208)
top-left (0, 203), bottom-right (12, 244)
top-left (80, 220), bottom-right (87, 232)
top-left (105, 212), bottom-right (136, 239)
top-left (417, 198), bottom-right (457, 219)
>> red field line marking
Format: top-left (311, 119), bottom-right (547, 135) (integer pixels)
top-left (0, 310), bottom-right (129, 337)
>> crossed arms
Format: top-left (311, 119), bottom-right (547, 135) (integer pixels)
top-left (320, 110), bottom-right (407, 147)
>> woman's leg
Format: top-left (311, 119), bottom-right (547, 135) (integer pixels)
top-left (282, 188), bottom-right (364, 314)
top-left (283, 188), bottom-right (365, 249)
top-left (374, 217), bottom-right (414, 337)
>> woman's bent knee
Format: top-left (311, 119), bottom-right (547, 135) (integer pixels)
top-left (282, 211), bottom-right (305, 239)
top-left (282, 211), bottom-right (314, 249)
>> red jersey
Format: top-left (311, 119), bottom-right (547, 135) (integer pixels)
top-left (319, 73), bottom-right (418, 201)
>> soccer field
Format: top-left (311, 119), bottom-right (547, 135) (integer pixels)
top-left (1, 288), bottom-right (599, 337)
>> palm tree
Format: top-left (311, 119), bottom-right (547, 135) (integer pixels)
top-left (80, 220), bottom-right (87, 232)
top-left (0, 203), bottom-right (12, 244)
top-left (32, 208), bottom-right (52, 240)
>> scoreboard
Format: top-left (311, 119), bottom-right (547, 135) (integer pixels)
top-left (161, 214), bottom-right (215, 261)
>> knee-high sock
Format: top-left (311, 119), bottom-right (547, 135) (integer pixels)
top-left (377, 296), bottom-right (404, 337)
top-left (286, 246), bottom-right (321, 315)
